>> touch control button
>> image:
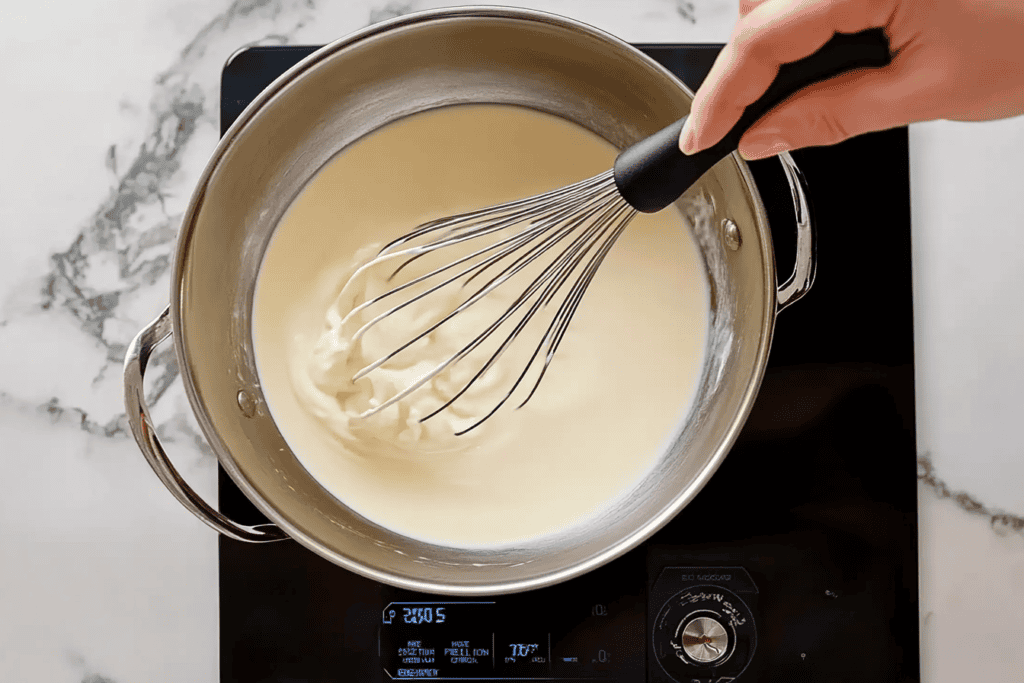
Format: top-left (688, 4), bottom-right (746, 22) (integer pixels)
top-left (679, 617), bottom-right (729, 663)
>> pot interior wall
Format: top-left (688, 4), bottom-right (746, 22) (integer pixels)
top-left (175, 11), bottom-right (773, 592)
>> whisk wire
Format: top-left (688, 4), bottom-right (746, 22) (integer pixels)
top-left (342, 175), bottom-right (616, 333)
top-left (383, 199), bottom-right (565, 284)
top-left (387, 173), bottom-right (619, 291)
top-left (349, 188), bottom-right (617, 378)
top-left (510, 199), bottom-right (635, 407)
top-left (459, 183), bottom-right (622, 289)
top-left (346, 223), bottom-right (546, 340)
top-left (343, 211), bottom-right (547, 329)
top-left (349, 170), bottom-right (636, 431)
top-left (418, 191), bottom-right (632, 424)
top-left (347, 178), bottom-right (620, 347)
top-left (375, 171), bottom-right (613, 257)
top-left (354, 190), bottom-right (622, 417)
top-left (430, 198), bottom-right (636, 434)
top-left (519, 204), bottom-right (635, 410)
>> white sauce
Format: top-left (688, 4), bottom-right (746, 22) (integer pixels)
top-left (252, 104), bottom-right (709, 547)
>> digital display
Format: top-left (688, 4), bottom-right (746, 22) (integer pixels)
top-left (400, 606), bottom-right (445, 625)
top-left (508, 643), bottom-right (539, 658)
top-left (379, 597), bottom-right (637, 680)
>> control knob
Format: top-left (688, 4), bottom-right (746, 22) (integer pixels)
top-left (652, 585), bottom-right (756, 682)
top-left (678, 616), bottom-right (729, 663)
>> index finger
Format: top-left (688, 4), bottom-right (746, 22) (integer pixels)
top-left (681, 0), bottom-right (893, 153)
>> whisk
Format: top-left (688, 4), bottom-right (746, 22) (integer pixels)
top-left (344, 29), bottom-right (891, 434)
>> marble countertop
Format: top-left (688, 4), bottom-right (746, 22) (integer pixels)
top-left (1, 0), bottom-right (1022, 680)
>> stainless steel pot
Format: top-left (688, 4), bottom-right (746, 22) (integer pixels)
top-left (124, 6), bottom-right (814, 595)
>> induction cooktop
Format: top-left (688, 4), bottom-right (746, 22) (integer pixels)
top-left (218, 43), bottom-right (919, 683)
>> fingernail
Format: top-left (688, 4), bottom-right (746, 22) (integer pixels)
top-left (739, 132), bottom-right (790, 160)
top-left (680, 120), bottom-right (698, 155)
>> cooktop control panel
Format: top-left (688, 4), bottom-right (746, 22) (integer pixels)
top-left (379, 572), bottom-right (643, 680)
top-left (377, 552), bottom-right (760, 682)
top-left (379, 598), bottom-right (627, 680)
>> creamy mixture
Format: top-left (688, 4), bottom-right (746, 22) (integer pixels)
top-left (252, 104), bottom-right (710, 547)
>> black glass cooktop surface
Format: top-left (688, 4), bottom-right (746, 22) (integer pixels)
top-left (218, 44), bottom-right (919, 683)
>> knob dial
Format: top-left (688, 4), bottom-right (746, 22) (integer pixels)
top-left (679, 616), bottom-right (729, 663)
top-left (652, 585), bottom-right (756, 683)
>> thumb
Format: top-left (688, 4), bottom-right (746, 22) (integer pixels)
top-left (737, 62), bottom-right (921, 160)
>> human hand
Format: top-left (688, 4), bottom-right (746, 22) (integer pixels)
top-left (679, 0), bottom-right (1024, 160)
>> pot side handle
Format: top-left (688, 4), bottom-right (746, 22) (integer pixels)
top-left (123, 306), bottom-right (288, 543)
top-left (775, 151), bottom-right (816, 312)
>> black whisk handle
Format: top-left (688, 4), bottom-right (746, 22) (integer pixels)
top-left (614, 28), bottom-right (892, 213)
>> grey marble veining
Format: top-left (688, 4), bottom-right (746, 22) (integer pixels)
top-left (918, 454), bottom-right (1024, 535)
top-left (18, 0), bottom-right (320, 433)
top-left (370, 1), bottom-right (417, 23)
top-left (675, 0), bottom-right (697, 23)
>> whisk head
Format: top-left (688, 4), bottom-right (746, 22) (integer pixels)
top-left (338, 169), bottom-right (637, 435)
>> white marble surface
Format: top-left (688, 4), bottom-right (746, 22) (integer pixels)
top-left (0, 0), bottom-right (1021, 681)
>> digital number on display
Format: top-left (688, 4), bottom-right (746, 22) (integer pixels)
top-left (384, 602), bottom-right (493, 626)
top-left (402, 606), bottom-right (446, 625)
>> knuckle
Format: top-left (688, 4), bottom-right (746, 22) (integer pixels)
top-left (732, 18), bottom-right (766, 60)
top-left (808, 108), bottom-right (853, 145)
top-left (735, 32), bottom-right (766, 63)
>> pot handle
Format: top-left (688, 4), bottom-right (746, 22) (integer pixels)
top-left (774, 151), bottom-right (816, 312)
top-left (123, 306), bottom-right (288, 543)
